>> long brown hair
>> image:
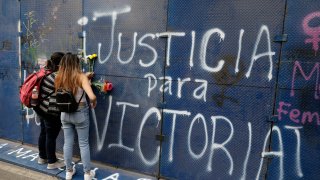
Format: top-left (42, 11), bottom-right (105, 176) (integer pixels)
top-left (55, 53), bottom-right (82, 95)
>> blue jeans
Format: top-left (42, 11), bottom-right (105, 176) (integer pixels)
top-left (61, 106), bottom-right (91, 172)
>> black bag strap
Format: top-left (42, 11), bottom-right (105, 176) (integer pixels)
top-left (42, 91), bottom-right (55, 99)
top-left (77, 91), bottom-right (85, 104)
top-left (56, 88), bottom-right (84, 104)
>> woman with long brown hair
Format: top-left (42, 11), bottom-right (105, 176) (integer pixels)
top-left (55, 52), bottom-right (96, 180)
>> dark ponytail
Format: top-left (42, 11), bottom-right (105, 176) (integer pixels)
top-left (46, 52), bottom-right (65, 72)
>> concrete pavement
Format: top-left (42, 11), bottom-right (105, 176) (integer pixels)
top-left (0, 138), bottom-right (157, 180)
top-left (0, 160), bottom-right (58, 180)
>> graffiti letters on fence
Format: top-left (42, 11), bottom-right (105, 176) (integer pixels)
top-left (78, 7), bottom-right (275, 82)
top-left (89, 96), bottom-right (304, 179)
top-left (22, 11), bottom-right (40, 49)
top-left (0, 141), bottom-right (152, 179)
top-left (303, 11), bottom-right (320, 55)
top-left (21, 5), bottom-right (320, 179)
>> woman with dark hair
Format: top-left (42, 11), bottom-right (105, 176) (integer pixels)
top-left (35, 52), bottom-right (65, 169)
top-left (55, 53), bottom-right (96, 180)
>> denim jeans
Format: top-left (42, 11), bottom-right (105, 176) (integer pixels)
top-left (61, 106), bottom-right (91, 172)
top-left (38, 115), bottom-right (62, 163)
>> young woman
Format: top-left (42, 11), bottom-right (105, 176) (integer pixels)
top-left (55, 53), bottom-right (97, 180)
top-left (35, 52), bottom-right (65, 169)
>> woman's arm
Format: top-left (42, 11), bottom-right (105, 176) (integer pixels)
top-left (80, 73), bottom-right (97, 108)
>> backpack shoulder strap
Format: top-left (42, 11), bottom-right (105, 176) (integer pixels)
top-left (42, 91), bottom-right (55, 99)
top-left (77, 91), bottom-right (85, 104)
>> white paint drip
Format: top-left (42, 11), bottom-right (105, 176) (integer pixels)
top-left (187, 113), bottom-right (208, 159)
top-left (200, 28), bottom-right (225, 72)
top-left (177, 77), bottom-right (191, 99)
top-left (235, 29), bottom-right (244, 73)
top-left (156, 32), bottom-right (186, 67)
top-left (207, 116), bottom-right (234, 175)
top-left (108, 102), bottom-right (139, 152)
top-left (91, 96), bottom-right (112, 151)
top-left (245, 25), bottom-right (275, 81)
top-left (256, 126), bottom-right (283, 180)
top-left (159, 76), bottom-right (172, 95)
top-left (189, 31), bottom-right (195, 68)
top-left (144, 73), bottom-right (157, 97)
top-left (117, 32), bottom-right (137, 64)
top-left (136, 107), bottom-right (161, 165)
top-left (163, 109), bottom-right (191, 162)
top-left (240, 122), bottom-right (252, 180)
top-left (285, 126), bottom-right (303, 178)
top-left (138, 33), bottom-right (158, 67)
top-left (193, 79), bottom-right (208, 102)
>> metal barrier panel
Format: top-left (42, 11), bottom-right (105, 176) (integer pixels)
top-left (2, 0), bottom-right (320, 179)
top-left (161, 0), bottom-right (286, 179)
top-left (0, 0), bottom-right (21, 141)
top-left (271, 0), bottom-right (320, 179)
top-left (83, 0), bottom-right (167, 175)
top-left (20, 0), bottom-right (82, 151)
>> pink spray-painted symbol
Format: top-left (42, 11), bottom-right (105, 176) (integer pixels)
top-left (302, 11), bottom-right (320, 55)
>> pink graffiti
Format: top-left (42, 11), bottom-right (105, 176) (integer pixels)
top-left (302, 11), bottom-right (320, 55)
top-left (291, 61), bottom-right (320, 99)
top-left (277, 101), bottom-right (320, 126)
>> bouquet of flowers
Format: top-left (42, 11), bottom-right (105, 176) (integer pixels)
top-left (82, 53), bottom-right (114, 94)
top-left (91, 80), bottom-right (113, 94)
top-left (87, 53), bottom-right (97, 72)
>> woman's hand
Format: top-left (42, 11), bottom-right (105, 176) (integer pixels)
top-left (90, 98), bottom-right (97, 108)
top-left (85, 72), bottom-right (94, 80)
top-left (81, 73), bottom-right (97, 108)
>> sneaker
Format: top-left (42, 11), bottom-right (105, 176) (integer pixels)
top-left (37, 157), bottom-right (47, 164)
top-left (66, 165), bottom-right (76, 180)
top-left (84, 170), bottom-right (95, 180)
top-left (47, 159), bottom-right (65, 169)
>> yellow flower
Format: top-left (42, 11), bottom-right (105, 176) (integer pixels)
top-left (86, 53), bottom-right (98, 72)
top-left (88, 53), bottom-right (97, 60)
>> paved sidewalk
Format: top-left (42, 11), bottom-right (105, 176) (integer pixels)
top-left (0, 160), bottom-right (57, 180)
top-left (0, 138), bottom-right (157, 180)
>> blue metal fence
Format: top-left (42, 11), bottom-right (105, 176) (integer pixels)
top-left (0, 0), bottom-right (21, 141)
top-left (269, 0), bottom-right (320, 179)
top-left (0, 0), bottom-right (319, 179)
